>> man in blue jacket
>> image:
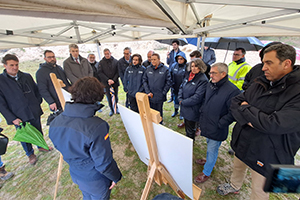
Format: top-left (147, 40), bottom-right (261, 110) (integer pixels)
top-left (0, 54), bottom-right (49, 165)
top-left (143, 53), bottom-right (171, 122)
top-left (194, 62), bottom-right (240, 183)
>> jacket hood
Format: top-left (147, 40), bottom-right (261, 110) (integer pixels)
top-left (62, 102), bottom-right (102, 118)
top-left (39, 62), bottom-right (57, 69)
top-left (150, 62), bottom-right (165, 69)
top-left (175, 51), bottom-right (187, 63)
top-left (101, 56), bottom-right (115, 61)
top-left (235, 57), bottom-right (246, 65)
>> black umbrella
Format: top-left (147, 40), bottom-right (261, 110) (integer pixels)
top-left (156, 38), bottom-right (188, 46)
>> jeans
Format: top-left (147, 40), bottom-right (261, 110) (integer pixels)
top-left (203, 138), bottom-right (222, 176)
top-left (72, 177), bottom-right (112, 200)
top-left (0, 156), bottom-right (3, 167)
top-left (173, 93), bottom-right (179, 109)
top-left (15, 118), bottom-right (43, 157)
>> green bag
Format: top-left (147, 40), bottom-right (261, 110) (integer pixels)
top-left (13, 122), bottom-right (49, 150)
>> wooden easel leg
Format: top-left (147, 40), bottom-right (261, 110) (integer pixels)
top-left (140, 163), bottom-right (157, 200)
top-left (193, 184), bottom-right (202, 200)
top-left (53, 153), bottom-right (64, 200)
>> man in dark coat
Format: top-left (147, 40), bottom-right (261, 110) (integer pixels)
top-left (98, 48), bottom-right (119, 116)
top-left (36, 50), bottom-right (71, 111)
top-left (142, 50), bottom-right (154, 67)
top-left (0, 54), bottom-right (49, 165)
top-left (63, 43), bottom-right (93, 84)
top-left (143, 53), bottom-right (171, 122)
top-left (118, 47), bottom-right (131, 108)
top-left (87, 53), bottom-right (101, 82)
top-left (194, 63), bottom-right (240, 183)
top-left (217, 44), bottom-right (300, 200)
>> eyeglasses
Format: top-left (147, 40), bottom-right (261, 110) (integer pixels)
top-left (209, 72), bottom-right (219, 76)
top-left (124, 53), bottom-right (130, 55)
top-left (177, 58), bottom-right (184, 60)
top-left (46, 56), bottom-right (55, 59)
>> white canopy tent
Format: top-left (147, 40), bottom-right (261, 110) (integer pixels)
top-left (0, 0), bottom-right (300, 49)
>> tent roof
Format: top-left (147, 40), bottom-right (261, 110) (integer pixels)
top-left (0, 0), bottom-right (300, 49)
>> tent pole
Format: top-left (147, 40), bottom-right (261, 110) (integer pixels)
top-left (96, 40), bottom-right (101, 61)
top-left (200, 34), bottom-right (206, 58)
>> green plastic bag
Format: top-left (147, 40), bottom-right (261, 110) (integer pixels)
top-left (13, 122), bottom-right (49, 150)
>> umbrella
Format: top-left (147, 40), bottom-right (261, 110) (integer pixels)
top-left (110, 87), bottom-right (117, 114)
top-left (186, 37), bottom-right (264, 51)
top-left (156, 38), bottom-right (188, 46)
top-left (13, 122), bottom-right (49, 150)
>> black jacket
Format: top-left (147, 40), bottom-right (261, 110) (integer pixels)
top-left (143, 63), bottom-right (171, 103)
top-left (117, 56), bottom-right (130, 85)
top-left (90, 61), bottom-right (101, 82)
top-left (123, 64), bottom-right (146, 97)
top-left (178, 72), bottom-right (208, 122)
top-left (0, 70), bottom-right (43, 125)
top-left (170, 63), bottom-right (186, 94)
top-left (199, 76), bottom-right (240, 141)
top-left (242, 63), bottom-right (264, 90)
top-left (36, 62), bottom-right (71, 109)
top-left (98, 56), bottom-right (119, 88)
top-left (231, 66), bottom-right (300, 176)
top-left (142, 60), bottom-right (151, 68)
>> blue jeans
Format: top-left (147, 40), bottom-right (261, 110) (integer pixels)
top-left (173, 93), bottom-right (179, 109)
top-left (15, 118), bottom-right (43, 157)
top-left (72, 177), bottom-right (112, 200)
top-left (0, 156), bottom-right (3, 167)
top-left (203, 138), bottom-right (222, 176)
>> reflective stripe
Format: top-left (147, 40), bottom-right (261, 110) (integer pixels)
top-left (229, 63), bottom-right (248, 81)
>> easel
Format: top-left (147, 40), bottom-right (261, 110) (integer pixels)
top-left (136, 92), bottom-right (201, 200)
top-left (49, 73), bottom-right (67, 200)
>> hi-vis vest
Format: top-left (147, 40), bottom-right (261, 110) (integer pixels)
top-left (228, 61), bottom-right (251, 90)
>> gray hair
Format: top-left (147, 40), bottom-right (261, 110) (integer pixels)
top-left (124, 47), bottom-right (132, 53)
top-left (211, 62), bottom-right (228, 74)
top-left (69, 44), bottom-right (78, 50)
top-left (190, 58), bottom-right (207, 73)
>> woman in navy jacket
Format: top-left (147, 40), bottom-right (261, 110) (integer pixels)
top-left (178, 58), bottom-right (208, 140)
top-left (123, 54), bottom-right (146, 113)
top-left (49, 77), bottom-right (122, 200)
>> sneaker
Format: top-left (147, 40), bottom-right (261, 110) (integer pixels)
top-left (167, 98), bottom-right (172, 103)
top-left (28, 154), bottom-right (37, 165)
top-left (217, 183), bottom-right (239, 196)
top-left (0, 165), bottom-right (14, 181)
top-left (109, 111), bottom-right (114, 117)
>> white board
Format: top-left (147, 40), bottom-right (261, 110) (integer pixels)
top-left (118, 104), bottom-right (194, 199)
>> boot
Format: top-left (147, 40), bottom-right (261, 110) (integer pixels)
top-left (171, 108), bottom-right (179, 117)
top-left (0, 165), bottom-right (14, 181)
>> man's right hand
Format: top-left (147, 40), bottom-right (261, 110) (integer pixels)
top-left (12, 118), bottom-right (22, 126)
top-left (49, 103), bottom-right (57, 111)
top-left (148, 93), bottom-right (153, 98)
top-left (108, 79), bottom-right (114, 85)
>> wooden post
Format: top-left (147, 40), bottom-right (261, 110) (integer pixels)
top-left (50, 73), bottom-right (66, 200)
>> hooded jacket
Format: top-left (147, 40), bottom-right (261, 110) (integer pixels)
top-left (143, 63), bottom-right (171, 103)
top-left (49, 102), bottom-right (122, 183)
top-left (199, 76), bottom-right (240, 141)
top-left (170, 51), bottom-right (187, 94)
top-left (231, 66), bottom-right (300, 176)
top-left (0, 70), bottom-right (43, 125)
top-left (36, 62), bottom-right (71, 109)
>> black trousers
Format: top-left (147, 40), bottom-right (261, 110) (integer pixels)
top-left (105, 86), bottom-right (119, 112)
top-left (184, 119), bottom-right (196, 140)
top-left (128, 95), bottom-right (138, 113)
top-left (150, 101), bottom-right (164, 122)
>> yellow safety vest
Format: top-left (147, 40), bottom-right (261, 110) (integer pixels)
top-left (228, 61), bottom-right (251, 90)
